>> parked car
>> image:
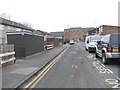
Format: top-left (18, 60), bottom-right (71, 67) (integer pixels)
top-left (85, 35), bottom-right (102, 52)
top-left (62, 41), bottom-right (66, 44)
top-left (95, 34), bottom-right (120, 64)
top-left (69, 40), bottom-right (75, 45)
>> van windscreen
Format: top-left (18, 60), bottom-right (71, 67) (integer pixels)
top-left (89, 36), bottom-right (101, 42)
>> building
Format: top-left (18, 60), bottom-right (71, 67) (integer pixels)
top-left (99, 25), bottom-right (120, 35)
top-left (85, 28), bottom-right (99, 36)
top-left (64, 27), bottom-right (95, 42)
top-left (50, 31), bottom-right (64, 39)
top-left (50, 31), bottom-right (64, 43)
top-left (0, 17), bottom-right (44, 58)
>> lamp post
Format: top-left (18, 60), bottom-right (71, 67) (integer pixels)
top-left (67, 24), bottom-right (70, 42)
top-left (95, 21), bottom-right (98, 34)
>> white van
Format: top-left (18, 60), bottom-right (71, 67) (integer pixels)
top-left (85, 35), bottom-right (102, 52)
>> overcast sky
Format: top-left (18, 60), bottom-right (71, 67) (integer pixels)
top-left (0, 0), bottom-right (119, 32)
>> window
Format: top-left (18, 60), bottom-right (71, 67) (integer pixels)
top-left (7, 26), bottom-right (12, 30)
top-left (0, 24), bottom-right (4, 30)
top-left (102, 35), bottom-right (110, 44)
top-left (110, 34), bottom-right (120, 45)
top-left (16, 28), bottom-right (22, 31)
top-left (0, 38), bottom-right (5, 44)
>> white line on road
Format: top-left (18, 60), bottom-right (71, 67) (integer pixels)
top-left (101, 64), bottom-right (105, 67)
top-left (106, 79), bottom-right (120, 88)
top-left (93, 61), bottom-right (113, 74)
top-left (75, 65), bottom-right (78, 69)
top-left (78, 57), bottom-right (82, 59)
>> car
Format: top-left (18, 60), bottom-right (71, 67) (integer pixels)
top-left (95, 34), bottom-right (120, 64)
top-left (62, 41), bottom-right (66, 44)
top-left (69, 40), bottom-right (74, 45)
top-left (85, 35), bottom-right (102, 53)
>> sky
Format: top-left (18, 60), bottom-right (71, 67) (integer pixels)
top-left (0, 0), bottom-right (119, 32)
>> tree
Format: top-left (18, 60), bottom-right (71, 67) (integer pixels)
top-left (21, 22), bottom-right (33, 29)
top-left (1, 13), bottom-right (11, 20)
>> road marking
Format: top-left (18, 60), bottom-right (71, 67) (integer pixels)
top-left (117, 77), bottom-right (120, 80)
top-left (106, 79), bottom-right (120, 88)
top-left (78, 57), bottom-right (82, 59)
top-left (24, 46), bottom-right (70, 89)
top-left (101, 64), bottom-right (105, 67)
top-left (106, 79), bottom-right (118, 84)
top-left (106, 69), bottom-right (113, 74)
top-left (75, 65), bottom-right (78, 69)
top-left (93, 61), bottom-right (113, 74)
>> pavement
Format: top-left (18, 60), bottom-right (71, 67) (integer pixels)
top-left (2, 44), bottom-right (68, 89)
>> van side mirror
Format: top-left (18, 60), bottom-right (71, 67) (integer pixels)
top-left (97, 41), bottom-right (102, 44)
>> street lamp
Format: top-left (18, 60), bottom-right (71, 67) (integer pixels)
top-left (67, 24), bottom-right (70, 42)
top-left (94, 21), bottom-right (98, 34)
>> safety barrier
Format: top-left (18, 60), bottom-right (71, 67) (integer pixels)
top-left (0, 44), bottom-right (15, 65)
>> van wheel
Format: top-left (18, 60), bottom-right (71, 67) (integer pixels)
top-left (88, 48), bottom-right (91, 53)
top-left (95, 52), bottom-right (99, 58)
top-left (102, 52), bottom-right (109, 64)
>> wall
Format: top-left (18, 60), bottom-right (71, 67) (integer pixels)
top-left (99, 25), bottom-right (120, 35)
top-left (7, 34), bottom-right (44, 58)
top-left (47, 38), bottom-right (59, 47)
top-left (0, 30), bottom-right (7, 44)
top-left (64, 27), bottom-right (95, 42)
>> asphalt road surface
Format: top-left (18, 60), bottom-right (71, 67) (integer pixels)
top-left (34, 41), bottom-right (120, 88)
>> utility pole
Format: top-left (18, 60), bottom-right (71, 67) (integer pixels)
top-left (67, 24), bottom-right (70, 42)
top-left (94, 21), bottom-right (98, 34)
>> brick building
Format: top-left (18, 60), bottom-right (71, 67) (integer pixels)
top-left (85, 28), bottom-right (99, 36)
top-left (99, 25), bottom-right (120, 35)
top-left (64, 27), bottom-right (95, 42)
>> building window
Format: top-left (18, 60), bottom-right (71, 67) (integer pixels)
top-left (7, 26), bottom-right (12, 30)
top-left (16, 28), bottom-right (22, 31)
top-left (0, 38), bottom-right (5, 44)
top-left (0, 24), bottom-right (4, 30)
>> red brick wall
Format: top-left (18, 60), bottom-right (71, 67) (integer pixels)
top-left (100, 25), bottom-right (120, 35)
top-left (64, 28), bottom-right (95, 42)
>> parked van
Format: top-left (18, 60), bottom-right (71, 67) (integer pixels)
top-left (85, 35), bottom-right (102, 52)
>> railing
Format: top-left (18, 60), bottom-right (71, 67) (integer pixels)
top-left (0, 44), bottom-right (14, 53)
top-left (0, 44), bottom-right (15, 65)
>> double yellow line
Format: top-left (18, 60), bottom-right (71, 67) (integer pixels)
top-left (24, 46), bottom-right (70, 89)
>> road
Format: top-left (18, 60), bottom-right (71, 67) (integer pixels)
top-left (33, 42), bottom-right (120, 88)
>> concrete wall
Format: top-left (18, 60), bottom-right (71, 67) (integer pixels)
top-left (0, 30), bottom-right (7, 44)
top-left (7, 34), bottom-right (44, 58)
